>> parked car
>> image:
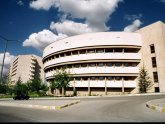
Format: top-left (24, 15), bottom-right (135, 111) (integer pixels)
top-left (13, 93), bottom-right (29, 100)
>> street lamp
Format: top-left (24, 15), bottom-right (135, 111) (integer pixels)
top-left (0, 35), bottom-right (21, 83)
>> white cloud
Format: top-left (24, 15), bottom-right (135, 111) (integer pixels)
top-left (0, 52), bottom-right (15, 75)
top-left (17, 0), bottom-right (24, 6)
top-left (30, 0), bottom-right (123, 31)
top-left (124, 19), bottom-right (142, 32)
top-left (160, 0), bottom-right (165, 2)
top-left (50, 20), bottom-right (94, 36)
top-left (23, 29), bottom-right (67, 51)
top-left (124, 14), bottom-right (142, 21)
top-left (30, 0), bottom-right (58, 10)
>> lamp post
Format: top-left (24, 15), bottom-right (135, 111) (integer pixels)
top-left (0, 35), bottom-right (21, 83)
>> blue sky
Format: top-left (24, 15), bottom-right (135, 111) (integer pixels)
top-left (0, 0), bottom-right (165, 74)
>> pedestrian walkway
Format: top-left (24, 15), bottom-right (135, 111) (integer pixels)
top-left (0, 99), bottom-right (80, 110)
top-left (146, 98), bottom-right (165, 113)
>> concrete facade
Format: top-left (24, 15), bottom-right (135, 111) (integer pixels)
top-left (8, 55), bottom-right (44, 84)
top-left (43, 32), bottom-right (142, 96)
top-left (43, 21), bottom-right (165, 96)
top-left (137, 21), bottom-right (165, 93)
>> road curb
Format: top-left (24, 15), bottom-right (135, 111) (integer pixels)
top-left (146, 101), bottom-right (165, 113)
top-left (0, 100), bottom-right (80, 110)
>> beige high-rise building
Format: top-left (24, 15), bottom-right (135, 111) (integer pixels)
top-left (8, 54), bottom-right (44, 84)
top-left (137, 21), bottom-right (165, 93)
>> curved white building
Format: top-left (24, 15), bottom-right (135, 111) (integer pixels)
top-left (43, 32), bottom-right (142, 96)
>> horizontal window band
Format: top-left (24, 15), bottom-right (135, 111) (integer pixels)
top-left (45, 73), bottom-right (138, 80)
top-left (44, 59), bottom-right (140, 70)
top-left (43, 45), bottom-right (141, 61)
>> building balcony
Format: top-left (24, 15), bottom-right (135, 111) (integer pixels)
top-left (44, 53), bottom-right (141, 68)
top-left (69, 80), bottom-right (136, 88)
top-left (45, 67), bottom-right (139, 78)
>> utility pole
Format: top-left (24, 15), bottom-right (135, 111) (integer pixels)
top-left (0, 35), bottom-right (21, 83)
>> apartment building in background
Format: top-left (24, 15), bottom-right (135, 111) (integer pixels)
top-left (42, 21), bottom-right (165, 96)
top-left (8, 54), bottom-right (44, 85)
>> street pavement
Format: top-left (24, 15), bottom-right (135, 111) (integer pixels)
top-left (0, 99), bottom-right (80, 110)
top-left (0, 93), bottom-right (165, 122)
top-left (0, 92), bottom-right (165, 111)
top-left (146, 98), bottom-right (165, 112)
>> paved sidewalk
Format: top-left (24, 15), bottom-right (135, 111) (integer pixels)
top-left (0, 99), bottom-right (80, 110)
top-left (146, 98), bottom-right (165, 113)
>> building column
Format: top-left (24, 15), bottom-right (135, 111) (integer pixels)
top-left (105, 77), bottom-right (107, 95)
top-left (73, 78), bottom-right (76, 96)
top-left (122, 77), bottom-right (125, 95)
top-left (88, 77), bottom-right (91, 96)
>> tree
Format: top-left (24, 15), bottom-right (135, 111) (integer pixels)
top-left (13, 77), bottom-right (29, 96)
top-left (52, 67), bottom-right (73, 96)
top-left (26, 77), bottom-right (48, 96)
top-left (138, 67), bottom-right (153, 93)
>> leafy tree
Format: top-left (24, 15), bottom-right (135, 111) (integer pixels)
top-left (52, 67), bottom-right (73, 96)
top-left (0, 74), bottom-right (8, 84)
top-left (0, 83), bottom-right (8, 94)
top-left (27, 77), bottom-right (48, 96)
top-left (138, 67), bottom-right (153, 93)
top-left (13, 77), bottom-right (29, 96)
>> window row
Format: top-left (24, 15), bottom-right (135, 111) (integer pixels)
top-left (43, 47), bottom-right (140, 63)
top-left (45, 62), bottom-right (138, 73)
top-left (73, 76), bottom-right (136, 81)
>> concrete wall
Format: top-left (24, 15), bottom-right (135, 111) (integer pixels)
top-left (137, 21), bottom-right (165, 92)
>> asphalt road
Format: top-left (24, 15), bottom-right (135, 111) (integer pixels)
top-left (0, 95), bottom-right (165, 122)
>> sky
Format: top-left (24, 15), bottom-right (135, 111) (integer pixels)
top-left (0, 0), bottom-right (165, 75)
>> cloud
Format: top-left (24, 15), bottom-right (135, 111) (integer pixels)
top-left (124, 19), bottom-right (142, 32)
top-left (17, 0), bottom-right (24, 6)
top-left (30, 0), bottom-right (58, 10)
top-left (160, 0), bottom-right (165, 2)
top-left (23, 29), bottom-right (67, 51)
top-left (0, 52), bottom-right (15, 75)
top-left (50, 20), bottom-right (94, 36)
top-left (124, 14), bottom-right (142, 21)
top-left (30, 0), bottom-right (123, 31)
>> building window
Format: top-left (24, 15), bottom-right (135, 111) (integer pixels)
top-left (123, 77), bottom-right (129, 81)
top-left (105, 48), bottom-right (113, 53)
top-left (151, 57), bottom-right (157, 67)
top-left (66, 52), bottom-right (71, 56)
top-left (106, 63), bottom-right (113, 67)
top-left (81, 63), bottom-right (87, 67)
top-left (107, 76), bottom-right (113, 80)
top-left (114, 48), bottom-right (123, 53)
top-left (91, 77), bottom-right (96, 80)
top-left (87, 49), bottom-right (95, 53)
top-left (98, 76), bottom-right (104, 80)
top-left (150, 44), bottom-right (155, 53)
top-left (96, 49), bottom-right (104, 53)
top-left (115, 76), bottom-right (122, 81)
top-left (98, 63), bottom-right (104, 67)
top-left (72, 51), bottom-right (78, 55)
top-left (79, 50), bottom-right (86, 54)
top-left (75, 77), bottom-right (81, 81)
top-left (82, 77), bottom-right (88, 81)
top-left (56, 54), bottom-right (59, 58)
top-left (115, 63), bottom-right (121, 67)
top-left (88, 63), bottom-right (96, 67)
top-left (153, 72), bottom-right (159, 82)
top-left (124, 63), bottom-right (129, 67)
top-left (132, 63), bottom-right (137, 67)
top-left (74, 64), bottom-right (80, 68)
top-left (155, 87), bottom-right (160, 92)
top-left (60, 53), bottom-right (64, 57)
